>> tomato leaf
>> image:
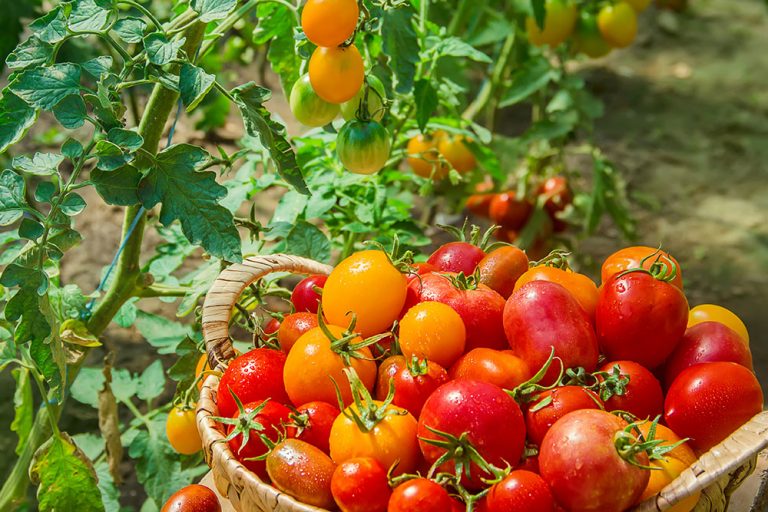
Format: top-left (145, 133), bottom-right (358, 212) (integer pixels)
top-left (19, 218), bottom-right (44, 241)
top-left (381, 6), bottom-right (419, 94)
top-left (81, 56), bottom-right (113, 79)
top-left (30, 6), bottom-right (70, 44)
top-left (179, 63), bottom-right (215, 111)
top-left (11, 367), bottom-right (34, 456)
top-left (53, 94), bottom-right (88, 129)
top-left (9, 63), bottom-right (82, 111)
top-left (12, 152), bottom-right (64, 176)
top-left (135, 310), bottom-right (193, 355)
top-left (60, 192), bottom-right (87, 216)
top-left (138, 144), bottom-right (243, 262)
top-left (231, 82), bottom-right (308, 194)
top-left (6, 36), bottom-right (53, 70)
top-left (0, 169), bottom-right (26, 225)
top-left (252, 3), bottom-right (301, 95)
top-left (284, 220), bottom-right (331, 264)
top-left (113, 17), bottom-right (147, 44)
top-left (68, 0), bottom-right (113, 33)
top-left (144, 33), bottom-right (186, 66)
top-left (531, 0), bottom-right (546, 30)
top-left (414, 79), bottom-right (438, 133)
top-left (94, 128), bottom-right (144, 170)
top-left (500, 58), bottom-right (556, 107)
top-left (192, 0), bottom-right (237, 22)
top-left (70, 367), bottom-right (105, 408)
top-left (136, 360), bottom-right (165, 401)
top-left (168, 337), bottom-right (200, 389)
top-left (1, 263), bottom-right (49, 295)
top-left (430, 37), bottom-right (492, 63)
top-left (0, 90), bottom-right (38, 153)
top-left (30, 433), bottom-right (105, 512)
top-left (91, 166), bottom-right (141, 206)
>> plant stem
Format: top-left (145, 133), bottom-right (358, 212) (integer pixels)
top-left (136, 284), bottom-right (190, 298)
top-left (119, 0), bottom-right (166, 34)
top-left (462, 32), bottom-right (516, 125)
top-left (198, 0), bottom-right (263, 58)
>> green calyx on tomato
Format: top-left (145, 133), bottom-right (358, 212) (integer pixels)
top-left (506, 348), bottom-right (564, 404)
top-left (341, 75), bottom-right (387, 122)
top-left (334, 368), bottom-right (406, 433)
top-left (438, 219), bottom-right (498, 251)
top-left (618, 249), bottom-right (681, 283)
top-left (213, 393), bottom-right (276, 457)
top-left (530, 249), bottom-right (572, 270)
top-left (560, 365), bottom-right (631, 404)
top-left (614, 417), bottom-right (688, 469)
top-left (420, 424), bottom-right (506, 483)
top-left (289, 73), bottom-right (340, 128)
top-left (315, 303), bottom-right (386, 365)
top-left (337, 118), bottom-right (391, 175)
top-left (407, 355), bottom-right (430, 377)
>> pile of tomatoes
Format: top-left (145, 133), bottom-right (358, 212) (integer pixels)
top-left (200, 238), bottom-right (761, 512)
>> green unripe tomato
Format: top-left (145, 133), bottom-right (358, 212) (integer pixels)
top-left (289, 73), bottom-right (340, 127)
top-left (572, 12), bottom-right (612, 58)
top-left (340, 75), bottom-right (387, 122)
top-left (336, 119), bottom-right (391, 175)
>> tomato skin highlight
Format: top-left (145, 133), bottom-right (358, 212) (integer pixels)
top-left (486, 470), bottom-right (555, 512)
top-left (489, 192), bottom-right (532, 231)
top-left (427, 241), bottom-right (486, 276)
top-left (277, 312), bottom-right (318, 353)
top-left (598, 360), bottom-right (663, 420)
top-left (216, 348), bottom-right (290, 419)
top-left (337, 119), bottom-right (391, 175)
top-left (331, 457), bottom-right (391, 512)
top-left (291, 274), bottom-right (327, 314)
top-left (375, 355), bottom-right (449, 417)
top-left (309, 45), bottom-right (365, 104)
top-left (289, 73), bottom-right (339, 127)
top-left (387, 478), bottom-right (454, 512)
top-left (478, 245), bottom-right (529, 299)
top-left (301, 0), bottom-right (359, 48)
top-left (166, 406), bottom-right (202, 455)
top-left (161, 484), bottom-right (221, 512)
top-left (688, 303), bottom-right (749, 344)
top-left (266, 439), bottom-right (337, 509)
top-left (525, 386), bottom-right (603, 446)
top-left (664, 362), bottom-right (763, 452)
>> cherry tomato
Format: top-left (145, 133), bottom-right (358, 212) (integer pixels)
top-left (337, 119), bottom-right (391, 175)
top-left (635, 422), bottom-right (697, 467)
top-left (596, 269), bottom-right (688, 369)
top-left (341, 75), bottom-right (387, 122)
top-left (504, 281), bottom-right (599, 385)
top-left (166, 405), bottom-right (202, 455)
top-left (514, 265), bottom-right (599, 320)
top-left (161, 484), bottom-right (220, 512)
top-left (375, 355), bottom-right (449, 417)
top-left (399, 301), bottom-right (466, 369)
top-left (664, 322), bottom-right (753, 387)
top-left (598, 2), bottom-right (638, 48)
top-left (526, 0), bottom-right (578, 47)
top-left (260, 317), bottom-right (280, 342)
top-left (301, 0), bottom-right (359, 47)
top-left (290, 73), bottom-right (339, 127)
top-left (489, 192), bottom-right (532, 231)
top-left (309, 45), bottom-right (364, 104)
top-left (598, 360), bottom-right (663, 420)
top-left (525, 386), bottom-right (603, 446)
top-left (331, 457), bottom-right (391, 512)
top-left (323, 250), bottom-right (407, 337)
top-left (601, 246), bottom-right (683, 290)
top-left (227, 400), bottom-right (291, 480)
top-left (573, 11), bottom-right (612, 58)
top-left (287, 401), bottom-right (339, 454)
top-left (538, 176), bottom-right (573, 215)
top-left (277, 312), bottom-right (318, 353)
top-left (539, 410), bottom-right (650, 512)
top-left (437, 135), bottom-right (476, 173)
top-left (486, 470), bottom-right (555, 512)
top-left (284, 324), bottom-right (377, 406)
top-left (388, 478), bottom-right (454, 512)
top-left (267, 439), bottom-right (336, 509)
top-left (688, 304), bottom-right (749, 345)
top-left (639, 456), bottom-right (699, 512)
top-left (664, 362), bottom-right (763, 452)
top-left (291, 274), bottom-right (327, 314)
top-left (427, 241), bottom-right (486, 276)
top-left (217, 348), bottom-right (289, 418)
top-left (406, 134), bottom-right (447, 179)
top-left (478, 245), bottom-right (529, 299)
top-left (466, 193), bottom-right (495, 218)
top-left (418, 380), bottom-right (526, 489)
top-left (449, 348), bottom-right (531, 390)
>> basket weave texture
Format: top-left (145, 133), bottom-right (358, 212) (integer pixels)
top-left (196, 254), bottom-right (768, 512)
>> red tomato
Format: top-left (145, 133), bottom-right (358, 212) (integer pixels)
top-left (375, 355), bottom-right (449, 417)
top-left (489, 192), bottom-right (532, 231)
top-left (664, 362), bottom-right (763, 452)
top-left (466, 193), bottom-right (495, 217)
top-left (514, 265), bottom-right (599, 320)
top-left (291, 275), bottom-right (327, 314)
top-left (596, 270), bottom-right (688, 369)
top-left (427, 241), bottom-right (486, 276)
top-left (410, 272), bottom-right (507, 351)
top-left (266, 439), bottom-right (337, 509)
top-left (601, 246), bottom-right (684, 290)
top-left (539, 409), bottom-right (650, 512)
top-left (538, 176), bottom-right (572, 215)
top-left (227, 400), bottom-right (291, 480)
top-left (161, 484), bottom-right (221, 512)
top-left (518, 454), bottom-right (540, 474)
top-left (504, 281), bottom-right (599, 384)
top-left (663, 322), bottom-right (753, 387)
top-left (277, 312), bottom-right (318, 353)
top-left (287, 401), bottom-right (339, 454)
top-left (217, 348), bottom-right (289, 418)
top-left (449, 348), bottom-right (531, 390)
top-left (478, 245), bottom-right (530, 299)
top-left (597, 360), bottom-right (663, 420)
top-left (331, 457), bottom-right (391, 512)
top-left (260, 317), bottom-right (280, 342)
top-left (388, 478), bottom-right (454, 512)
top-left (486, 470), bottom-right (555, 512)
top-left (525, 386), bottom-right (603, 446)
top-left (418, 380), bottom-right (526, 489)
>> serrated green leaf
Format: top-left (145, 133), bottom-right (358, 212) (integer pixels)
top-left (30, 434), bottom-right (105, 512)
top-left (70, 367), bottom-right (105, 408)
top-left (60, 192), bottom-right (86, 216)
top-left (231, 82), bottom-right (307, 194)
top-left (11, 368), bottom-right (33, 455)
top-left (500, 58), bottom-right (555, 108)
top-left (92, 166), bottom-right (141, 206)
top-left (94, 460), bottom-right (120, 511)
top-left (84, 93), bottom-right (121, 131)
top-left (381, 7), bottom-right (419, 94)
top-left (30, 7), bottom-right (70, 44)
top-left (179, 63), bottom-right (215, 111)
top-left (19, 218), bottom-right (44, 240)
top-left (192, 0), bottom-right (237, 22)
top-left (285, 221), bottom-right (331, 264)
top-left (144, 33), bottom-right (185, 66)
top-left (35, 181), bottom-right (57, 203)
top-left (271, 189), bottom-right (308, 225)
top-left (431, 37), bottom-right (492, 63)
top-left (134, 311), bottom-right (192, 355)
top-left (113, 17), bottom-right (147, 43)
top-left (49, 284), bottom-right (88, 320)
top-left (62, 138), bottom-right (84, 160)
top-left (114, 298), bottom-right (138, 328)
top-left (68, 0), bottom-right (113, 33)
top-left (1, 263), bottom-right (49, 295)
top-left (0, 169), bottom-right (25, 225)
top-left (9, 63), bottom-right (82, 111)
top-left (13, 152), bottom-right (64, 176)
top-left (53, 94), bottom-right (88, 129)
top-left (136, 360), bottom-right (165, 401)
top-left (82, 56), bottom-right (113, 78)
top-left (414, 79), bottom-right (438, 133)
top-left (0, 90), bottom-right (38, 153)
top-left (110, 368), bottom-right (137, 402)
top-left (6, 288), bottom-right (51, 343)
top-left (167, 337), bottom-right (199, 388)
top-left (137, 144), bottom-right (242, 262)
top-left (252, 3), bottom-right (300, 96)
top-left (7, 36), bottom-right (53, 70)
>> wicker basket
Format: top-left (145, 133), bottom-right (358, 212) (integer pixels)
top-left (196, 254), bottom-right (768, 512)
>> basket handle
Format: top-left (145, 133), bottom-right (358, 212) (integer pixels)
top-left (201, 254), bottom-right (333, 370)
top-left (633, 410), bottom-right (768, 511)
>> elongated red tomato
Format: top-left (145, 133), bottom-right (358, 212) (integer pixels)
top-left (267, 439), bottom-right (336, 509)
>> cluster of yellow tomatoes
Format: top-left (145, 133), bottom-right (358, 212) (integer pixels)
top-left (526, 0), bottom-right (653, 57)
top-left (405, 131), bottom-right (477, 180)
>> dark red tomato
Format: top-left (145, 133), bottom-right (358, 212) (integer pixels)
top-left (410, 272), bottom-right (507, 350)
top-left (418, 380), bottom-right (526, 489)
top-left (227, 400), bottom-right (291, 480)
top-left (260, 317), bottom-right (280, 342)
top-left (331, 457), bottom-right (391, 512)
top-left (388, 478), bottom-right (454, 512)
top-left (291, 275), bottom-right (328, 314)
top-left (478, 245), bottom-right (529, 299)
top-left (375, 355), bottom-right (449, 417)
top-left (663, 322), bottom-right (753, 388)
top-left (598, 360), bottom-right (663, 420)
top-left (518, 454), bottom-right (540, 473)
top-left (664, 362), bottom-right (763, 452)
top-left (466, 193), bottom-right (495, 218)
top-left (451, 499), bottom-right (466, 512)
top-left (427, 241), bottom-right (486, 276)
top-left (287, 401), bottom-right (339, 454)
top-left (503, 281), bottom-right (599, 385)
top-left (489, 192), bottom-right (532, 231)
top-left (486, 470), bottom-right (555, 512)
top-left (525, 386), bottom-right (603, 446)
top-left (277, 312), bottom-right (318, 353)
top-left (217, 348), bottom-right (290, 418)
top-left (538, 177), bottom-right (572, 215)
top-left (539, 410), bottom-right (650, 512)
top-left (161, 484), bottom-right (221, 512)
top-left (596, 270), bottom-right (688, 369)
top-left (400, 264), bottom-right (438, 318)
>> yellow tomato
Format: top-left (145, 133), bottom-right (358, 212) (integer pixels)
top-left (640, 457), bottom-right (700, 511)
top-left (598, 2), bottom-right (638, 48)
top-left (309, 45), bottom-right (365, 104)
top-left (572, 12), bottom-right (612, 58)
top-left (437, 135), bottom-right (476, 173)
top-left (526, 0), bottom-right (578, 47)
top-left (166, 406), bottom-right (202, 455)
top-left (406, 134), bottom-right (447, 179)
top-left (399, 301), bottom-right (467, 369)
top-left (688, 304), bottom-right (749, 345)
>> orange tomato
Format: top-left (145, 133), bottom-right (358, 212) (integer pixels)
top-left (449, 349), bottom-right (531, 390)
top-left (514, 266), bottom-right (599, 319)
top-left (437, 135), bottom-right (476, 173)
top-left (301, 0), bottom-right (359, 48)
top-left (598, 2), bottom-right (638, 48)
top-left (525, 0), bottom-right (578, 47)
top-left (309, 45), bottom-right (365, 104)
top-left (636, 422), bottom-right (697, 467)
top-left (195, 353), bottom-right (209, 392)
top-left (166, 406), bottom-right (202, 455)
top-left (329, 400), bottom-right (419, 475)
top-left (322, 250), bottom-right (407, 337)
top-left (639, 456), bottom-right (699, 511)
top-left (399, 301), bottom-right (466, 369)
top-left (601, 246), bottom-right (684, 290)
top-left (277, 312), bottom-right (319, 353)
top-left (688, 304), bottom-right (749, 345)
top-left (406, 134), bottom-right (447, 179)
top-left (283, 325), bottom-right (377, 406)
